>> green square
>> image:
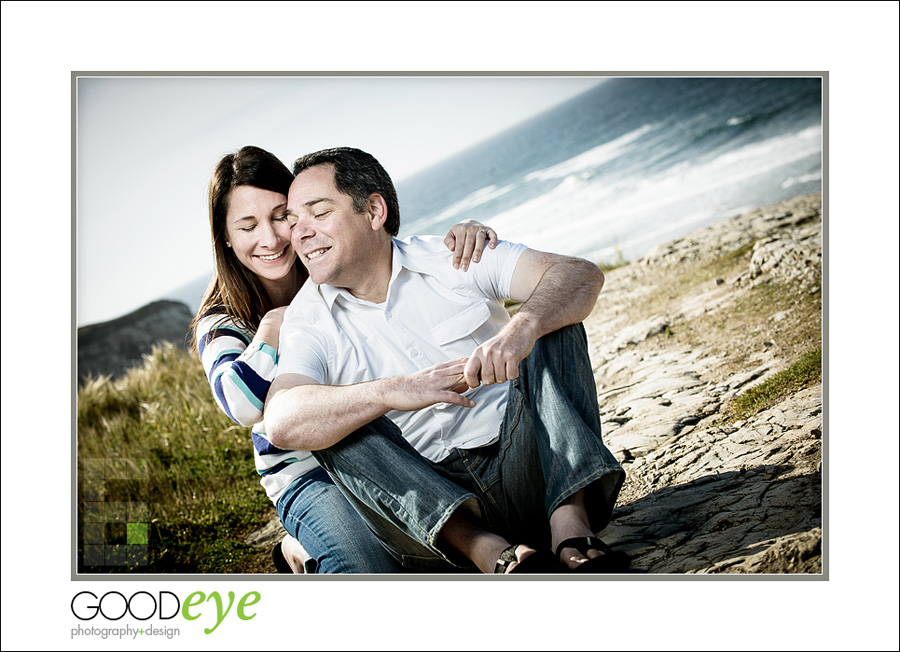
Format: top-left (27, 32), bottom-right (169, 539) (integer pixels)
top-left (127, 522), bottom-right (149, 545)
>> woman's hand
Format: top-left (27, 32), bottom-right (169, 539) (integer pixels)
top-left (444, 220), bottom-right (498, 271)
top-left (252, 306), bottom-right (288, 352)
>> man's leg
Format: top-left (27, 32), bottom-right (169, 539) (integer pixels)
top-left (311, 416), bottom-right (556, 573)
top-left (468, 323), bottom-right (626, 566)
top-left (516, 322), bottom-right (625, 525)
top-left (309, 416), bottom-right (482, 571)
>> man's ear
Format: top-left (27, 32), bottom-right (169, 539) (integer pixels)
top-left (366, 193), bottom-right (388, 231)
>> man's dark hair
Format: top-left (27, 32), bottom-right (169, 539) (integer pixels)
top-left (292, 147), bottom-right (401, 236)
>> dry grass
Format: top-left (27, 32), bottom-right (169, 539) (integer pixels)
top-left (77, 342), bottom-right (274, 573)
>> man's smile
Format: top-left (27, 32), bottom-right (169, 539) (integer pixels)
top-left (305, 247), bottom-right (331, 260)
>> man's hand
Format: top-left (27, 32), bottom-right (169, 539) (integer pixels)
top-left (266, 359), bottom-right (475, 451)
top-left (387, 358), bottom-right (477, 410)
top-left (463, 317), bottom-right (540, 388)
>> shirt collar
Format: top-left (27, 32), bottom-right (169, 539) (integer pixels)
top-left (316, 239), bottom-right (406, 311)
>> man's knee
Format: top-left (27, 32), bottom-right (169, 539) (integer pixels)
top-left (519, 322), bottom-right (590, 376)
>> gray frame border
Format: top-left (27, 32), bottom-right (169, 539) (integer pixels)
top-left (72, 70), bottom-right (828, 582)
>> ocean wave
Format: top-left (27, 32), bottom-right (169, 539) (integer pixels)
top-left (727, 115), bottom-right (753, 127)
top-left (781, 172), bottom-right (822, 188)
top-left (475, 123), bottom-right (823, 261)
top-left (524, 124), bottom-right (655, 182)
top-left (711, 124), bottom-right (821, 169)
top-left (421, 182), bottom-right (517, 225)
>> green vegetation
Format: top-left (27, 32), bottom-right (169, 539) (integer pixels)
top-left (727, 347), bottom-right (822, 421)
top-left (504, 298), bottom-right (522, 316)
top-left (597, 248), bottom-right (630, 273)
top-left (670, 241), bottom-right (756, 290)
top-left (77, 342), bottom-right (274, 573)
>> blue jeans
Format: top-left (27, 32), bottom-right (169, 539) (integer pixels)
top-left (276, 466), bottom-right (405, 573)
top-left (311, 323), bottom-right (625, 571)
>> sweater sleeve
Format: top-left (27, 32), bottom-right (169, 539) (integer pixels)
top-left (196, 310), bottom-right (276, 427)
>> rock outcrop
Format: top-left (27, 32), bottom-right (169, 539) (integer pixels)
top-left (594, 193), bottom-right (823, 574)
top-left (78, 300), bottom-right (193, 384)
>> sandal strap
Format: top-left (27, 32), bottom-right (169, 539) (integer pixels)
top-left (494, 544), bottom-right (520, 574)
top-left (555, 536), bottom-right (612, 558)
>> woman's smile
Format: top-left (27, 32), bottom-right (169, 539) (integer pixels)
top-left (257, 246), bottom-right (289, 262)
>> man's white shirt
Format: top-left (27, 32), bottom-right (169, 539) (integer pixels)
top-left (277, 235), bottom-right (528, 462)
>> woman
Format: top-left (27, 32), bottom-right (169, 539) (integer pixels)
top-left (192, 145), bottom-right (498, 573)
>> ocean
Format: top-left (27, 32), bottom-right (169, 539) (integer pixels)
top-left (161, 77), bottom-right (822, 318)
top-left (395, 77), bottom-right (823, 264)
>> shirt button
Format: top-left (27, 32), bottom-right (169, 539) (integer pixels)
top-left (410, 349), bottom-right (420, 357)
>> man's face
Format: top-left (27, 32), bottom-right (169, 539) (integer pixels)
top-left (287, 164), bottom-right (377, 289)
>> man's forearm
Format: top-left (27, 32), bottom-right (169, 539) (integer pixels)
top-left (512, 257), bottom-right (604, 339)
top-left (265, 359), bottom-right (473, 451)
top-left (265, 379), bottom-right (393, 451)
top-left (462, 255), bottom-right (603, 388)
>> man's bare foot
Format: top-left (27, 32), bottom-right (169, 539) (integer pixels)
top-left (280, 535), bottom-right (308, 574)
top-left (550, 490), bottom-right (610, 570)
top-left (437, 509), bottom-right (545, 573)
top-left (492, 543), bottom-right (541, 574)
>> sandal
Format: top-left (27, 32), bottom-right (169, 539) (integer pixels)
top-left (555, 536), bottom-right (630, 573)
top-left (271, 542), bottom-right (293, 574)
top-left (493, 544), bottom-right (556, 574)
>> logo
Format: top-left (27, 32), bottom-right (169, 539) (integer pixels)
top-left (71, 590), bottom-right (260, 635)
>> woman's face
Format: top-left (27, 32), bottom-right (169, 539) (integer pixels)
top-left (225, 185), bottom-right (297, 283)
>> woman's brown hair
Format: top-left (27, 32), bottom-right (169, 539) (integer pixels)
top-left (191, 146), bottom-right (305, 350)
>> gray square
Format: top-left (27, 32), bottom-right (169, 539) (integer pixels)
top-left (82, 487), bottom-right (104, 502)
top-left (107, 502), bottom-right (127, 522)
top-left (108, 458), bottom-right (128, 480)
top-left (105, 545), bottom-right (126, 566)
top-left (131, 458), bottom-right (149, 478)
top-left (83, 522), bottom-right (105, 544)
top-left (83, 458), bottom-right (107, 481)
top-left (127, 545), bottom-right (148, 567)
top-left (83, 502), bottom-right (106, 523)
top-left (128, 502), bottom-right (148, 521)
top-left (84, 545), bottom-right (104, 566)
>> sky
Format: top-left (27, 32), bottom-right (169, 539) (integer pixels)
top-left (77, 75), bottom-right (605, 326)
top-left (2, 2), bottom-right (899, 651)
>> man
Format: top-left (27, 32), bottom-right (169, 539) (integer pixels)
top-left (265, 147), bottom-right (626, 573)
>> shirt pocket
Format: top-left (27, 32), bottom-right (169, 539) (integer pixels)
top-left (431, 301), bottom-right (493, 360)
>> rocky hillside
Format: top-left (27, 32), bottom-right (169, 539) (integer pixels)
top-left (591, 193), bottom-right (823, 573)
top-left (78, 300), bottom-right (194, 384)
